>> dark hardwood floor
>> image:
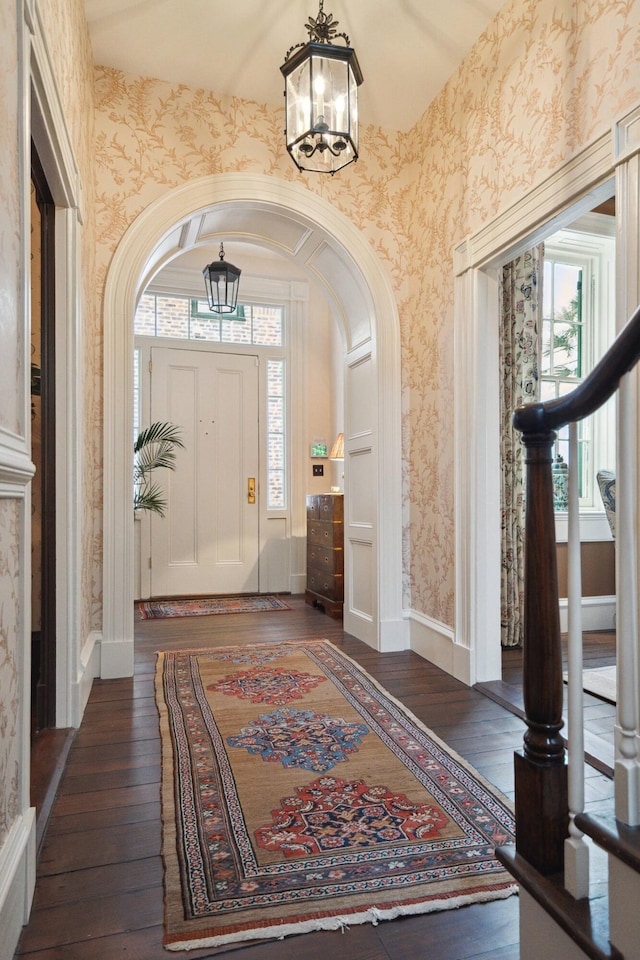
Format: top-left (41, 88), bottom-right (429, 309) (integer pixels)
top-left (15, 599), bottom-right (616, 960)
top-left (476, 631), bottom-right (618, 777)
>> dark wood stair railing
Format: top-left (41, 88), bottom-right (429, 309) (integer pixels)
top-left (498, 302), bottom-right (640, 877)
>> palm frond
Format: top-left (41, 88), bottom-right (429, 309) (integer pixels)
top-left (135, 440), bottom-right (181, 478)
top-left (134, 421), bottom-right (185, 453)
top-left (134, 421), bottom-right (184, 516)
top-left (133, 480), bottom-right (167, 517)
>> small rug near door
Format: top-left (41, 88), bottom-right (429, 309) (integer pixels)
top-left (139, 595), bottom-right (292, 619)
top-left (564, 665), bottom-right (616, 704)
top-left (156, 639), bottom-right (517, 951)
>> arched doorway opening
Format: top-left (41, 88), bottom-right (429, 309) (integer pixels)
top-left (102, 174), bottom-right (405, 678)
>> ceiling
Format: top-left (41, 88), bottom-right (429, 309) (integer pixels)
top-left (84, 0), bottom-right (506, 133)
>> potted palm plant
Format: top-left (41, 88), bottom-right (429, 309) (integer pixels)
top-left (134, 421), bottom-right (184, 517)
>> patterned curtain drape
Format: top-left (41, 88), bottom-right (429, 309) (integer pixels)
top-left (499, 246), bottom-right (543, 647)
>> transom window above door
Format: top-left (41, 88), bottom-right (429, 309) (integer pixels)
top-left (135, 293), bottom-right (283, 346)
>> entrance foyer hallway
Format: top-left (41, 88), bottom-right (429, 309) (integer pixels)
top-left (15, 599), bottom-right (615, 960)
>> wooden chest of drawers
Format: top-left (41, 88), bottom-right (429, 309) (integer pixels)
top-left (305, 493), bottom-right (344, 618)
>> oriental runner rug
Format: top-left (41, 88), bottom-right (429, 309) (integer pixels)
top-left (156, 640), bottom-right (517, 951)
top-left (139, 594), bottom-right (291, 619)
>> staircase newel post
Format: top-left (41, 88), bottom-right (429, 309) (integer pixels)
top-left (514, 414), bottom-right (568, 875)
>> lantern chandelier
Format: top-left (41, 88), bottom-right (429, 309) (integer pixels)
top-left (202, 243), bottom-right (242, 315)
top-left (280, 0), bottom-right (363, 174)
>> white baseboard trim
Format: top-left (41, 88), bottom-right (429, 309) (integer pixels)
top-left (379, 617), bottom-right (409, 652)
top-left (99, 637), bottom-right (135, 679)
top-left (558, 595), bottom-right (616, 633)
top-left (289, 573), bottom-right (306, 594)
top-left (0, 809), bottom-right (36, 960)
top-left (73, 630), bottom-right (101, 726)
top-left (407, 609), bottom-right (471, 684)
top-left (344, 607), bottom-right (376, 650)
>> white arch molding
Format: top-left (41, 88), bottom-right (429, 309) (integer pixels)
top-left (101, 173), bottom-right (406, 677)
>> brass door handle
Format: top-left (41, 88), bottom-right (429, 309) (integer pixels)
top-left (248, 478), bottom-right (256, 504)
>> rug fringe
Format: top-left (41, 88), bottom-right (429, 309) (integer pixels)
top-left (164, 885), bottom-right (519, 950)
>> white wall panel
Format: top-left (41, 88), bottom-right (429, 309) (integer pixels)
top-left (349, 539), bottom-right (374, 619)
top-left (347, 353), bottom-right (373, 438)
top-left (348, 447), bottom-right (374, 527)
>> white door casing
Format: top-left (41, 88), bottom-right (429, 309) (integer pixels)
top-left (102, 174), bottom-right (405, 678)
top-left (452, 123), bottom-right (628, 687)
top-left (150, 347), bottom-right (259, 597)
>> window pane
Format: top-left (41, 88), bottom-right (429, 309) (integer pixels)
top-left (553, 263), bottom-right (581, 320)
top-left (156, 296), bottom-right (189, 338)
top-left (267, 359), bottom-right (286, 509)
top-left (189, 300), bottom-right (221, 340)
top-left (221, 316), bottom-right (252, 344)
top-left (134, 294), bottom-right (156, 335)
top-left (133, 348), bottom-right (141, 442)
top-left (542, 257), bottom-right (586, 511)
top-left (269, 471), bottom-right (285, 509)
top-left (253, 306), bottom-right (283, 346)
top-left (267, 361), bottom-right (284, 396)
top-left (558, 380), bottom-right (576, 397)
top-left (268, 395), bottom-right (284, 432)
top-left (269, 433), bottom-right (284, 470)
top-left (539, 379), bottom-right (556, 401)
top-left (190, 318), bottom-right (221, 341)
top-left (552, 322), bottom-right (580, 376)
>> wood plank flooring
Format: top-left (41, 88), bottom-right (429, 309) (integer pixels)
top-left (476, 632), bottom-right (618, 777)
top-left (14, 599), bottom-right (616, 960)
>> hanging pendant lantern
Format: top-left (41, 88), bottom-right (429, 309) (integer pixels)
top-left (281, 1), bottom-right (363, 174)
top-left (202, 243), bottom-right (241, 314)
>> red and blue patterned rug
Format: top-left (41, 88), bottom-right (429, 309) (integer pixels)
top-left (139, 594), bottom-right (291, 619)
top-left (156, 640), bottom-right (516, 951)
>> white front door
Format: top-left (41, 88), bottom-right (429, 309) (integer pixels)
top-left (150, 347), bottom-right (259, 596)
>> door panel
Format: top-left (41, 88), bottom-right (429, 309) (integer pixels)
top-left (150, 348), bottom-right (259, 596)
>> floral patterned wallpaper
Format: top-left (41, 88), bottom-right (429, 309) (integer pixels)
top-left (0, 500), bottom-right (21, 847)
top-left (38, 0), bottom-right (99, 638)
top-left (404, 0), bottom-right (640, 625)
top-left (94, 0), bottom-right (640, 631)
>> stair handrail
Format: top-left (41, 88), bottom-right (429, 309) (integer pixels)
top-left (508, 302), bottom-right (640, 877)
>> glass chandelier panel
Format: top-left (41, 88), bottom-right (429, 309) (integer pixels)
top-left (281, 3), bottom-right (363, 175)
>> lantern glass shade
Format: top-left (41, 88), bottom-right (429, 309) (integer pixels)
top-left (282, 42), bottom-right (362, 174)
top-left (202, 254), bottom-right (241, 314)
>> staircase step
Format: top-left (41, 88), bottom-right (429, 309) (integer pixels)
top-left (496, 844), bottom-right (622, 960)
top-left (576, 811), bottom-right (640, 872)
top-left (576, 812), bottom-right (640, 959)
